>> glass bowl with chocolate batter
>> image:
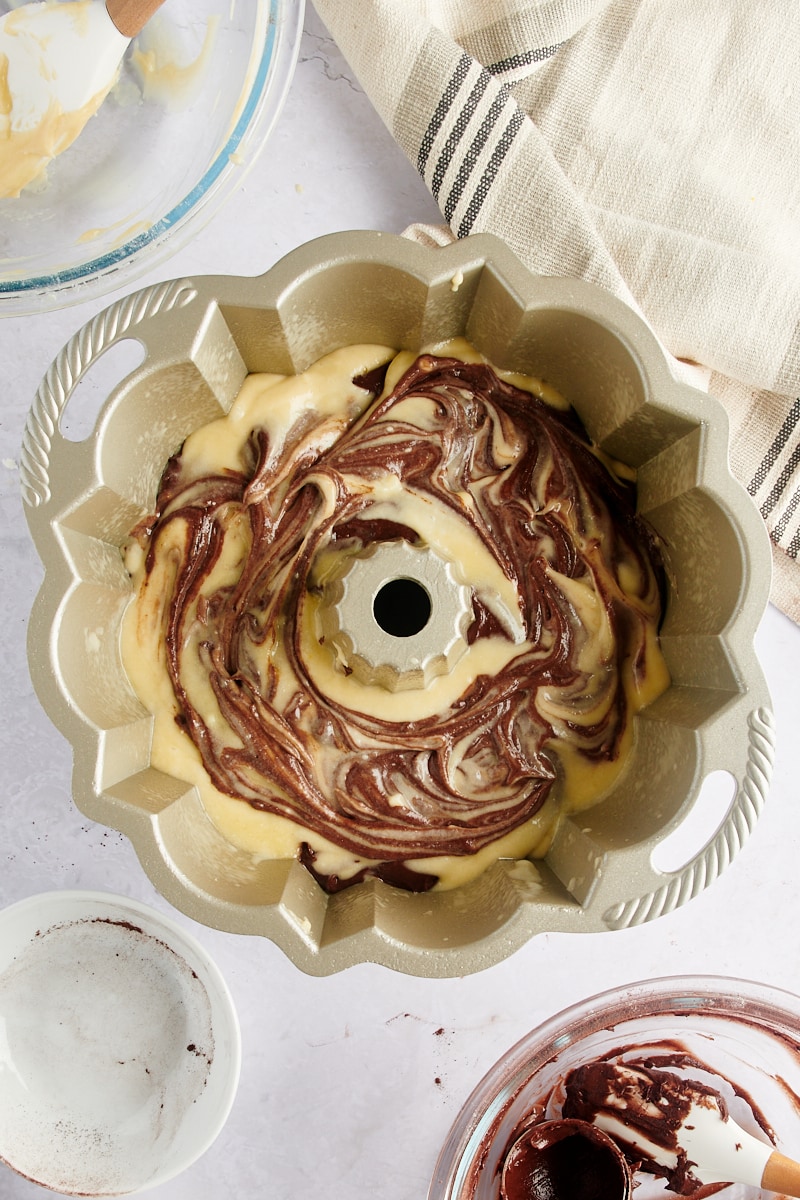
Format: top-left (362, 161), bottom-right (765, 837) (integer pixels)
top-left (429, 975), bottom-right (800, 1200)
top-left (21, 231), bottom-right (774, 976)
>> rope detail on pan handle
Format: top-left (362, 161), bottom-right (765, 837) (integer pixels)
top-left (20, 279), bottom-right (197, 508)
top-left (603, 706), bottom-right (775, 929)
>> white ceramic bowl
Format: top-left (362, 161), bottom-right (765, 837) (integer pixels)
top-left (0, 0), bottom-right (303, 315)
top-left (0, 890), bottom-right (241, 1196)
top-left (429, 975), bottom-right (800, 1199)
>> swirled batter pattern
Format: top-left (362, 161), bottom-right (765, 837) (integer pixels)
top-left (123, 341), bottom-right (670, 891)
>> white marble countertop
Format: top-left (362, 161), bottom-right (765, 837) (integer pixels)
top-left (1, 9), bottom-right (799, 1199)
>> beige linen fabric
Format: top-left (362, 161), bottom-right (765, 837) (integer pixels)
top-left (313, 0), bottom-right (800, 620)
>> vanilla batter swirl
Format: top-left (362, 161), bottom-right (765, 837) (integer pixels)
top-left (124, 343), bottom-right (669, 891)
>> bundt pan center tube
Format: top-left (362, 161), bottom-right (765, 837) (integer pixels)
top-left (21, 231), bottom-right (775, 976)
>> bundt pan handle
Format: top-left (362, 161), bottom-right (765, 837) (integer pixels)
top-left (21, 274), bottom-right (229, 799)
top-left (630, 706), bottom-right (776, 926)
top-left (20, 277), bottom-right (208, 513)
top-left (20, 231), bottom-right (776, 977)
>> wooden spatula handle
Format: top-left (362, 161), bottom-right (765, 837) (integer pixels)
top-left (762, 1150), bottom-right (800, 1198)
top-left (106, 0), bottom-right (165, 39)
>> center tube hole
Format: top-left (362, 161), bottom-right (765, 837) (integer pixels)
top-left (373, 577), bottom-right (432, 638)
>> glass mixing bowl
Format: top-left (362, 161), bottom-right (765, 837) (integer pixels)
top-left (0, 0), bottom-right (303, 315)
top-left (429, 976), bottom-right (800, 1200)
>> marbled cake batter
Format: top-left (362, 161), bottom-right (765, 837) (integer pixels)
top-left (122, 339), bottom-right (669, 891)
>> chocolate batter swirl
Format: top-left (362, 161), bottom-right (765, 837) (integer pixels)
top-left (126, 347), bottom-right (668, 889)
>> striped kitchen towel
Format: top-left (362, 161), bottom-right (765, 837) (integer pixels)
top-left (312, 0), bottom-right (800, 621)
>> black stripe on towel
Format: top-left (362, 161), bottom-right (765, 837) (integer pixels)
top-left (772, 477), bottom-right (800, 545)
top-left (456, 107), bottom-right (525, 236)
top-left (748, 396), bottom-right (800, 499)
top-left (759, 436), bottom-right (800, 524)
top-left (486, 43), bottom-right (564, 77)
top-left (442, 89), bottom-right (509, 222)
top-left (429, 72), bottom-right (491, 202)
top-left (416, 52), bottom-right (526, 235)
top-left (417, 53), bottom-right (473, 177)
